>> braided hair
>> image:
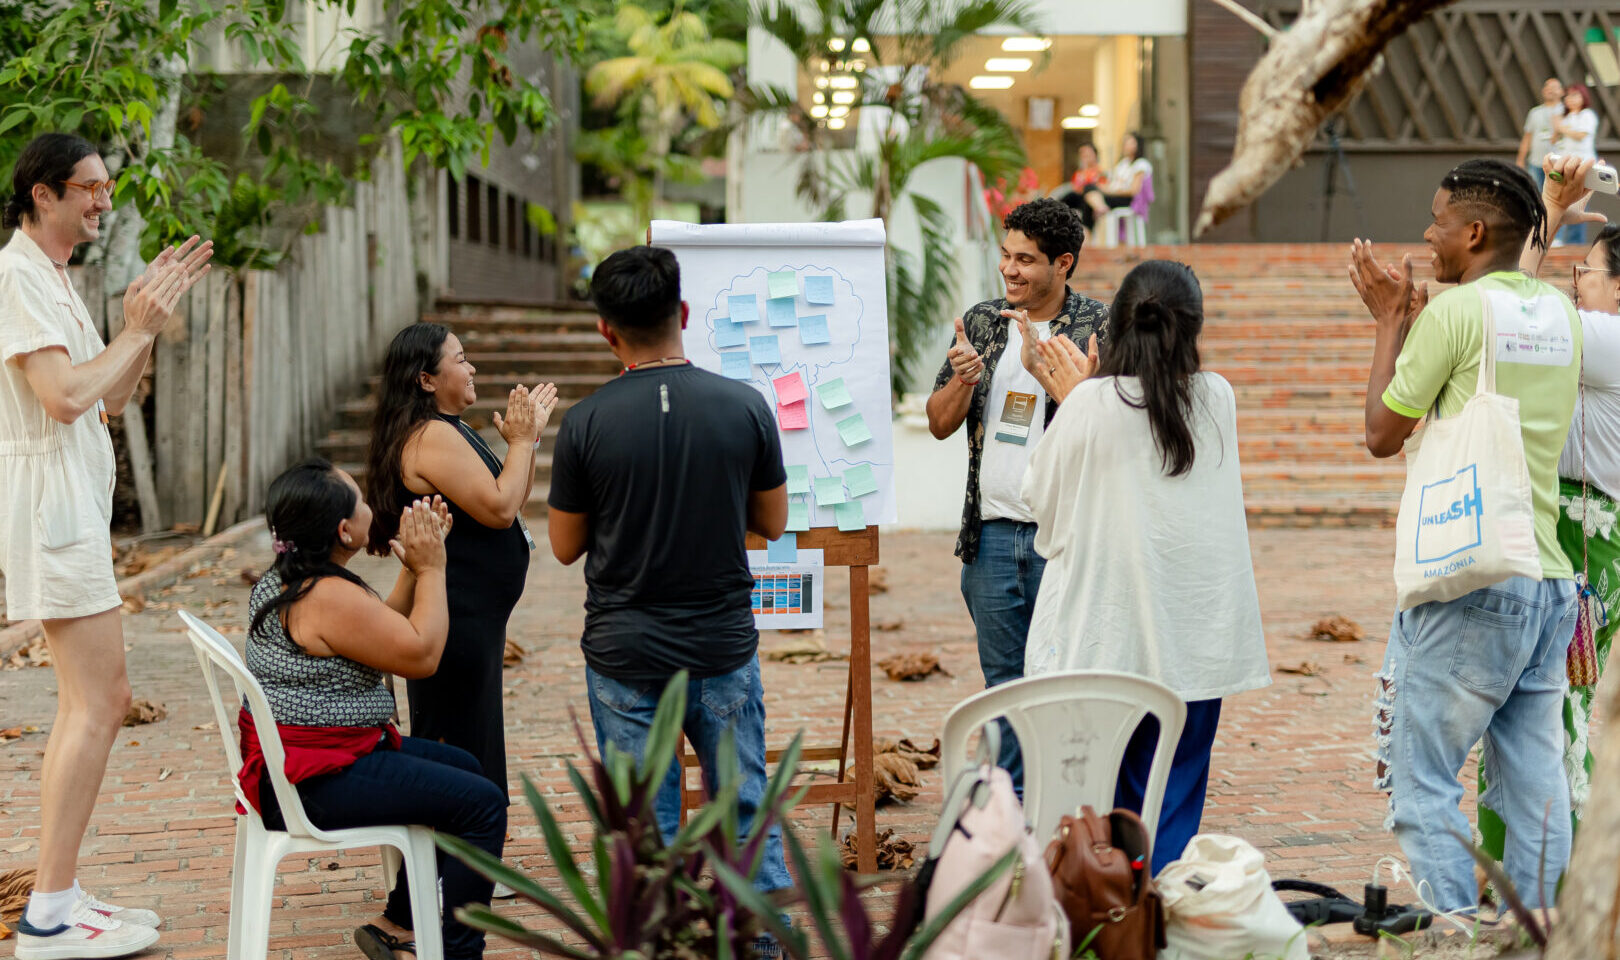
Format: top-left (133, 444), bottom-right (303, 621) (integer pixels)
top-left (1440, 158), bottom-right (1549, 253)
top-left (250, 458), bottom-right (377, 639)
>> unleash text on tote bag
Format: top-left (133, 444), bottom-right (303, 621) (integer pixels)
top-left (1415, 463), bottom-right (1484, 574)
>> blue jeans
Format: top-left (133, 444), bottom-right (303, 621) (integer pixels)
top-left (260, 737), bottom-right (508, 960)
top-left (1374, 576), bottom-right (1576, 912)
top-left (960, 519), bottom-right (1046, 791)
top-left (585, 656), bottom-right (792, 894)
top-left (1115, 699), bottom-right (1222, 875)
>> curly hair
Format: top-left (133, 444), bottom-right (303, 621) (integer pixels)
top-left (1003, 197), bottom-right (1084, 278)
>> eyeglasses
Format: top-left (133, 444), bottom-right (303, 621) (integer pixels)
top-left (1575, 263), bottom-right (1612, 285)
top-left (61, 178), bottom-right (116, 201)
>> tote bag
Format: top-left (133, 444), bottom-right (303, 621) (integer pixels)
top-left (1393, 286), bottom-right (1543, 610)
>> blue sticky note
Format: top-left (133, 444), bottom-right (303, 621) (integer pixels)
top-left (786, 499), bottom-right (811, 531)
top-left (835, 499), bottom-right (866, 532)
top-left (837, 413), bottom-right (872, 447)
top-left (750, 335), bottom-right (781, 366)
top-left (813, 476), bottom-right (847, 506)
top-left (805, 275), bottom-right (835, 305)
top-left (721, 351), bottom-right (752, 379)
top-left (714, 318), bottom-right (746, 348)
top-left (728, 294), bottom-right (759, 323)
top-left (786, 465), bottom-right (811, 495)
top-left (798, 314), bottom-right (830, 345)
top-left (767, 297), bottom-right (798, 327)
top-left (816, 377), bottom-right (853, 410)
top-left (768, 270), bottom-right (798, 299)
top-left (767, 534), bottom-right (799, 563)
top-left (844, 463), bottom-right (878, 498)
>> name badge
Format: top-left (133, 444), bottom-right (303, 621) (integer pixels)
top-left (517, 516), bottom-right (537, 551)
top-left (994, 390), bottom-right (1038, 445)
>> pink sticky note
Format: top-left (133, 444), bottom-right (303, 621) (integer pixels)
top-left (773, 372), bottom-right (807, 406)
top-left (777, 399), bottom-right (809, 430)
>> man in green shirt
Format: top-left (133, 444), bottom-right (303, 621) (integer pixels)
top-left (1351, 159), bottom-right (1579, 914)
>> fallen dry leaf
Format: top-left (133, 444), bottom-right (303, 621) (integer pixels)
top-left (114, 544), bottom-right (182, 578)
top-left (873, 618), bottom-right (904, 632)
top-left (1278, 662), bottom-right (1321, 677)
top-left (876, 652), bottom-right (950, 682)
top-left (240, 568), bottom-right (261, 585)
top-left (876, 737), bottom-right (941, 770)
top-left (0, 728), bottom-right (20, 740)
top-left (1307, 615), bottom-right (1364, 643)
top-left (840, 828), bottom-right (915, 871)
top-left (764, 634), bottom-right (846, 665)
top-left (503, 638), bottom-right (525, 667)
top-left (0, 867), bottom-right (27, 920)
top-left (158, 767), bottom-right (172, 782)
top-left (867, 567), bottom-right (888, 595)
top-left (0, 919), bottom-right (10, 940)
top-left (121, 596), bottom-right (146, 614)
top-left (2, 635), bottom-right (51, 670)
top-left (194, 721), bottom-right (217, 731)
top-left (122, 699), bottom-right (167, 726)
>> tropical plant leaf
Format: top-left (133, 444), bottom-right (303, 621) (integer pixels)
top-left (433, 832), bottom-right (609, 950)
top-left (523, 773), bottom-right (609, 931)
top-left (1452, 830), bottom-right (1547, 947)
top-left (710, 857), bottom-right (812, 958)
top-left (452, 904), bottom-right (598, 960)
top-left (899, 847), bottom-right (1019, 960)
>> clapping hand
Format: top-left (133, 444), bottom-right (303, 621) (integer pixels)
top-left (493, 385), bottom-right (540, 444)
top-left (529, 382), bottom-right (559, 437)
top-left (1348, 241), bottom-right (1427, 333)
top-left (1030, 334), bottom-right (1098, 404)
top-left (1004, 307), bottom-right (1042, 379)
top-left (389, 497), bottom-right (451, 574)
top-left (947, 318), bottom-right (983, 385)
top-left (122, 236), bottom-right (214, 337)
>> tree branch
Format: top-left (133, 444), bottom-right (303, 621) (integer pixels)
top-left (1204, 0), bottom-right (1277, 39)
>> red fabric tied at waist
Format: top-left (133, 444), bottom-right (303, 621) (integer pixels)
top-left (234, 705), bottom-right (401, 815)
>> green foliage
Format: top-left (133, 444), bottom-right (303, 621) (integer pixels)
top-left (0, 0), bottom-right (587, 269)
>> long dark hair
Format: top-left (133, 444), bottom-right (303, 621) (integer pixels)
top-left (250, 458), bottom-right (376, 638)
top-left (5, 133), bottom-right (96, 229)
top-left (365, 322), bottom-right (449, 555)
top-left (1595, 223), bottom-right (1620, 274)
top-left (1095, 260), bottom-right (1205, 477)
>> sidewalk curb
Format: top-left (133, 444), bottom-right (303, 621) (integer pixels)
top-left (0, 517), bottom-right (267, 660)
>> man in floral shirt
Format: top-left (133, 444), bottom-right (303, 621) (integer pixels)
top-left (925, 198), bottom-right (1107, 788)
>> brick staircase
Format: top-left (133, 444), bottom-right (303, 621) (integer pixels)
top-left (316, 303), bottom-right (614, 515)
top-left (1070, 243), bottom-right (1586, 527)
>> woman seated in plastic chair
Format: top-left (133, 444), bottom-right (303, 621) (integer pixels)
top-left (1011, 261), bottom-right (1272, 872)
top-left (241, 458), bottom-right (506, 960)
top-left (1076, 133), bottom-right (1154, 242)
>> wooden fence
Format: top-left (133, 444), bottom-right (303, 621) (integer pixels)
top-left (70, 138), bottom-right (420, 532)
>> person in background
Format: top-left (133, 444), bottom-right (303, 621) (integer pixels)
top-left (1516, 77), bottom-right (1564, 191)
top-left (364, 322), bottom-right (557, 810)
top-left (243, 458), bottom-right (506, 960)
top-left (3, 131), bottom-right (213, 960)
top-left (925, 198), bottom-right (1108, 793)
top-left (1019, 260), bottom-right (1271, 872)
top-left (1553, 83), bottom-right (1600, 247)
top-left (1079, 133), bottom-right (1153, 235)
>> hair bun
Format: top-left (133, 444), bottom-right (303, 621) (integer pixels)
top-left (1133, 299), bottom-right (1173, 331)
top-left (1, 195), bottom-right (25, 230)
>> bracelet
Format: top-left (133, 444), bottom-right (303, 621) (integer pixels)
top-left (958, 374), bottom-right (981, 386)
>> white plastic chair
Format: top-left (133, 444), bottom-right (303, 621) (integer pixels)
top-left (179, 610), bottom-right (444, 960)
top-left (1100, 208), bottom-right (1147, 248)
top-left (941, 670), bottom-right (1186, 850)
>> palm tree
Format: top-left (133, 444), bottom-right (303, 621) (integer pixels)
top-left (585, 2), bottom-right (745, 216)
top-left (740, 0), bottom-right (1044, 391)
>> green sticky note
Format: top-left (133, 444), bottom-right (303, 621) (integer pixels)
top-left (836, 412), bottom-right (872, 447)
top-left (813, 476), bottom-right (847, 506)
top-left (816, 377), bottom-right (852, 409)
top-left (767, 269), bottom-right (798, 299)
top-left (786, 499), bottom-right (811, 531)
top-left (844, 464), bottom-right (878, 498)
top-left (786, 465), bottom-right (810, 494)
top-left (835, 499), bottom-right (865, 532)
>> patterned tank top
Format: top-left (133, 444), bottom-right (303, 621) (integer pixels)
top-left (245, 570), bottom-right (396, 727)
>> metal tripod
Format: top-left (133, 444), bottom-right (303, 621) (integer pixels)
top-left (1320, 114), bottom-right (1367, 241)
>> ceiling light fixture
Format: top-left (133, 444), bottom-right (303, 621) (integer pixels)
top-left (829, 76), bottom-right (859, 89)
top-left (831, 91), bottom-right (856, 105)
top-left (828, 38), bottom-right (846, 52)
top-left (1079, 103), bottom-right (1101, 117)
top-left (969, 75), bottom-right (1014, 90)
top-left (828, 117), bottom-right (847, 130)
top-left (851, 37), bottom-right (871, 53)
top-left (1000, 37), bottom-right (1051, 52)
top-left (811, 105), bottom-right (829, 119)
top-left (984, 58), bottom-right (1033, 72)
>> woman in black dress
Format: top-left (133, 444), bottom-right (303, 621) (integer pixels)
top-left (364, 322), bottom-right (557, 795)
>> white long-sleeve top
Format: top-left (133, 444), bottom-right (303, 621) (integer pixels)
top-left (1021, 372), bottom-right (1271, 702)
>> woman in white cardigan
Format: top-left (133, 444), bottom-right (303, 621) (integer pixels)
top-left (1016, 259), bottom-right (1271, 872)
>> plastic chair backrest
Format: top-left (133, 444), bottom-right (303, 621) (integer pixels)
top-left (941, 670), bottom-right (1186, 850)
top-left (179, 609), bottom-right (339, 843)
top-left (1131, 170), bottom-right (1155, 218)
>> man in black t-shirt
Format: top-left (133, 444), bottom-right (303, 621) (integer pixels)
top-left (548, 246), bottom-right (793, 916)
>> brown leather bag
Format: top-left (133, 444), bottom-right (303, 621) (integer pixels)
top-left (1044, 806), bottom-right (1166, 959)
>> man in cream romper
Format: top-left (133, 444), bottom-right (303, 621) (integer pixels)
top-left (1, 132), bottom-right (212, 960)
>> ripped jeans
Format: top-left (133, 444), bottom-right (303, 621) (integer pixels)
top-left (1374, 576), bottom-right (1576, 912)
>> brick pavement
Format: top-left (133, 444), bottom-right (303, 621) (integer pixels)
top-left (0, 525), bottom-right (1420, 958)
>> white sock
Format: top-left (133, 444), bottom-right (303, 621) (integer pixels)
top-left (24, 885), bottom-right (78, 929)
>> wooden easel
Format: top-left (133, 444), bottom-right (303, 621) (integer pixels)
top-left (676, 524), bottom-right (879, 873)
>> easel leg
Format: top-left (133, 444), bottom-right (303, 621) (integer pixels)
top-left (829, 665), bottom-right (855, 838)
top-left (849, 564), bottom-right (877, 873)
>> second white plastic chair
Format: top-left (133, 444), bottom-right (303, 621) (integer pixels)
top-left (180, 610), bottom-right (444, 960)
top-left (941, 670), bottom-right (1186, 850)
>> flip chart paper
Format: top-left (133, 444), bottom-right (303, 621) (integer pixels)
top-left (750, 335), bottom-right (781, 366)
top-left (714, 319), bottom-right (746, 348)
top-left (798, 314), bottom-right (830, 345)
top-left (767, 535), bottom-right (799, 563)
top-left (767, 297), bottom-right (798, 327)
top-left (805, 275), bottom-right (835, 305)
top-left (816, 377), bottom-right (852, 409)
top-left (728, 294), bottom-right (759, 323)
top-left (785, 465), bottom-right (811, 494)
top-left (778, 400), bottom-right (808, 430)
top-left (767, 270), bottom-right (798, 299)
top-left (835, 500), bottom-right (865, 531)
top-left (844, 464), bottom-right (878, 498)
top-left (786, 499), bottom-right (811, 531)
top-left (837, 413), bottom-right (872, 447)
top-left (813, 476), bottom-right (847, 506)
top-left (773, 372), bottom-right (807, 405)
top-left (721, 351), bottom-right (751, 379)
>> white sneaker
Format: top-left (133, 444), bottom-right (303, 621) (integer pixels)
top-left (492, 881), bottom-right (516, 899)
top-left (80, 889), bottom-right (161, 928)
top-left (14, 900), bottom-right (160, 959)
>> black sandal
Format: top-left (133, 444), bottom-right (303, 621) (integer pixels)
top-left (355, 923), bottom-right (418, 960)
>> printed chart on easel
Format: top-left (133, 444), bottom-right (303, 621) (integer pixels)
top-left (652, 218), bottom-right (895, 629)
